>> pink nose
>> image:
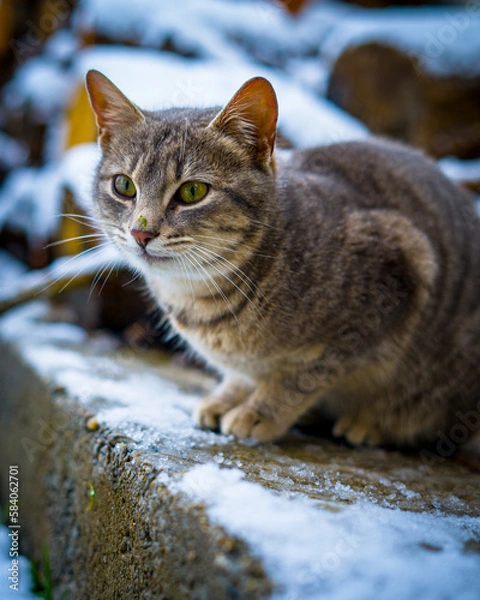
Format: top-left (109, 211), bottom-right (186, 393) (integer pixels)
top-left (131, 229), bottom-right (156, 248)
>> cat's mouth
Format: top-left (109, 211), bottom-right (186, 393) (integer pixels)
top-left (141, 251), bottom-right (174, 264)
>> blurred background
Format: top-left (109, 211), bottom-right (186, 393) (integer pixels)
top-left (0, 0), bottom-right (479, 354)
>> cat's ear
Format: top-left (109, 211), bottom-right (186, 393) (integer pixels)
top-left (209, 77), bottom-right (278, 166)
top-left (85, 70), bottom-right (145, 148)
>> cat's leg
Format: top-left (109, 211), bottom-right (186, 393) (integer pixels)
top-left (195, 378), bottom-right (254, 431)
top-left (220, 378), bottom-right (321, 442)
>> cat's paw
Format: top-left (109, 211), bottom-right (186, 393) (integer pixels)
top-left (194, 396), bottom-right (232, 431)
top-left (333, 413), bottom-right (382, 447)
top-left (220, 404), bottom-right (286, 442)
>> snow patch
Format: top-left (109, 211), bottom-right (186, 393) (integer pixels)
top-left (2, 57), bottom-right (73, 123)
top-left (321, 4), bottom-right (480, 77)
top-left (178, 463), bottom-right (480, 600)
top-left (438, 156), bottom-right (480, 183)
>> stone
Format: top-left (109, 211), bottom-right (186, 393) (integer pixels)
top-left (0, 301), bottom-right (479, 599)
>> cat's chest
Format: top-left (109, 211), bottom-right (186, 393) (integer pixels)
top-left (170, 314), bottom-right (250, 366)
top-left (146, 274), bottom-right (271, 372)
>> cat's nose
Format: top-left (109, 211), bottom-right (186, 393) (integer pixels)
top-left (131, 228), bottom-right (157, 248)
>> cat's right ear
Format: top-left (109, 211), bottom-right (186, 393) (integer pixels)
top-left (85, 70), bottom-right (145, 148)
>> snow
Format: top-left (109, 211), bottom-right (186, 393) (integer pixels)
top-left (2, 56), bottom-right (73, 123)
top-left (0, 301), bottom-right (87, 345)
top-left (0, 250), bottom-right (27, 286)
top-left (319, 3), bottom-right (480, 78)
top-left (55, 142), bottom-right (100, 214)
top-left (43, 29), bottom-right (79, 64)
top-left (438, 156), bottom-right (480, 183)
top-left (0, 527), bottom-right (37, 599)
top-left (74, 45), bottom-right (368, 148)
top-left (0, 143), bottom-right (100, 243)
top-left (0, 165), bottom-right (63, 244)
top-left (0, 132), bottom-right (28, 170)
top-left (1, 302), bottom-right (480, 598)
top-left (74, 0), bottom-right (480, 78)
top-left (0, 301), bottom-right (223, 453)
top-left (178, 463), bottom-right (480, 600)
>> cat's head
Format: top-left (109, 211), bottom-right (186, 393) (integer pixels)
top-left (85, 70), bottom-right (278, 279)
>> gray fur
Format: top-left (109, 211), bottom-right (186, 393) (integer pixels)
top-left (87, 71), bottom-right (480, 450)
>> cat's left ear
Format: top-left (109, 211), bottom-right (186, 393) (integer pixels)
top-left (209, 77), bottom-right (278, 167)
top-left (85, 70), bottom-right (145, 148)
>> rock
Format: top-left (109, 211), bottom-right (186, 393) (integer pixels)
top-left (0, 301), bottom-right (479, 599)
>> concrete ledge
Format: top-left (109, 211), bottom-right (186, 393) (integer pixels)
top-left (1, 302), bottom-right (480, 599)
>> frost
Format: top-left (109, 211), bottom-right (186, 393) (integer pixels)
top-left (179, 463), bottom-right (480, 600)
top-left (2, 57), bottom-right (73, 122)
top-left (0, 302), bottom-right (87, 345)
top-left (1, 302), bottom-right (480, 598)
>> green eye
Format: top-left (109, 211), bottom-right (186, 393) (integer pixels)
top-left (178, 181), bottom-right (208, 204)
top-left (113, 175), bottom-right (136, 199)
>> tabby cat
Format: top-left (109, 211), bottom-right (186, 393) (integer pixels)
top-left (86, 69), bottom-right (480, 453)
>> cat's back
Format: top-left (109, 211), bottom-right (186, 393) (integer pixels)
top-left (286, 137), bottom-right (475, 223)
top-left (284, 137), bottom-right (480, 269)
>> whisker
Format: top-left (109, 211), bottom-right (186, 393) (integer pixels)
top-left (179, 254), bottom-right (196, 307)
top-left (194, 244), bottom-right (265, 302)
top-left (186, 250), bottom-right (239, 325)
top-left (250, 218), bottom-right (281, 232)
top-left (194, 237), bottom-right (276, 260)
top-left (89, 258), bottom-right (114, 299)
top-left (98, 261), bottom-right (118, 296)
top-left (183, 252), bottom-right (222, 317)
top-left (45, 233), bottom-right (105, 249)
top-left (56, 212), bottom-right (97, 222)
top-left (39, 243), bottom-right (113, 296)
top-left (122, 271), bottom-right (143, 288)
top-left (192, 246), bottom-right (261, 323)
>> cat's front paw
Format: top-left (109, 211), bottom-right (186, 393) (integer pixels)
top-left (194, 396), bottom-right (231, 431)
top-left (220, 404), bottom-right (286, 442)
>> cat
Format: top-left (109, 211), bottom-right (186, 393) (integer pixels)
top-left (85, 69), bottom-right (480, 455)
